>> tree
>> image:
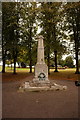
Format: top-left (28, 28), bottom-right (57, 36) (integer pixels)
top-left (2, 2), bottom-right (21, 74)
top-left (19, 2), bottom-right (37, 73)
top-left (2, 2), bottom-right (38, 74)
top-left (63, 2), bottom-right (80, 74)
top-left (40, 2), bottom-right (66, 73)
top-left (64, 56), bottom-right (74, 68)
top-left (2, 2), bottom-right (9, 73)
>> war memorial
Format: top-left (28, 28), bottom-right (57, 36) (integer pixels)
top-left (19, 36), bottom-right (67, 92)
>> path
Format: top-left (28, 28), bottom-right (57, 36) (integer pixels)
top-left (2, 75), bottom-right (78, 118)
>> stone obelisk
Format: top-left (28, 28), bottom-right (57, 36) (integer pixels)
top-left (33, 35), bottom-right (50, 83)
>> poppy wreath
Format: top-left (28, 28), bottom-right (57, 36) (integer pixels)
top-left (38, 73), bottom-right (46, 80)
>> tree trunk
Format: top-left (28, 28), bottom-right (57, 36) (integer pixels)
top-left (29, 44), bottom-right (32, 73)
top-left (75, 50), bottom-right (79, 74)
top-left (2, 35), bottom-right (6, 73)
top-left (54, 51), bottom-right (58, 72)
top-left (75, 35), bottom-right (79, 74)
top-left (75, 18), bottom-right (80, 74)
top-left (47, 51), bottom-right (50, 74)
top-left (13, 2), bottom-right (19, 74)
top-left (13, 57), bottom-right (16, 74)
top-left (2, 58), bottom-right (5, 73)
top-left (29, 27), bottom-right (32, 73)
top-left (13, 50), bottom-right (17, 74)
top-left (2, 50), bottom-right (6, 73)
top-left (72, 21), bottom-right (79, 74)
top-left (30, 58), bottom-right (32, 73)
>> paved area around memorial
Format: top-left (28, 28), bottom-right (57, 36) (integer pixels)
top-left (2, 74), bottom-right (78, 118)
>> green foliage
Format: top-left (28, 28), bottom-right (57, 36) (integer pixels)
top-left (2, 2), bottom-right (37, 73)
top-left (2, 2), bottom-right (19, 73)
top-left (2, 2), bottom-right (79, 74)
top-left (38, 2), bottom-right (67, 72)
top-left (18, 3), bottom-right (38, 72)
top-left (63, 2), bottom-right (80, 73)
top-left (64, 56), bottom-right (74, 68)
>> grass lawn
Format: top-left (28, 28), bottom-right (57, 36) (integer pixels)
top-left (0, 66), bottom-right (2, 72)
top-left (1, 66), bottom-right (80, 82)
top-left (50, 68), bottom-right (79, 81)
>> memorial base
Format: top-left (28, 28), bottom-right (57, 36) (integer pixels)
top-left (19, 80), bottom-right (67, 92)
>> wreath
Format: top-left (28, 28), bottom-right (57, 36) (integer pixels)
top-left (38, 73), bottom-right (46, 80)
